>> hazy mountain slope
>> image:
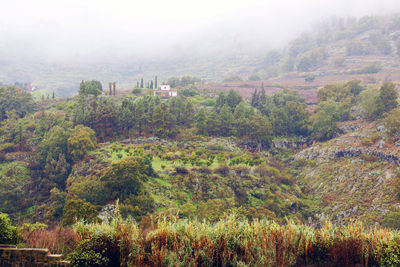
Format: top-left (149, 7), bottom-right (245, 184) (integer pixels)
top-left (3, 14), bottom-right (400, 97)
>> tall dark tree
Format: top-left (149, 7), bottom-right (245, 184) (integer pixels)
top-left (196, 108), bottom-right (208, 135)
top-left (260, 84), bottom-right (267, 106)
top-left (251, 88), bottom-right (259, 107)
top-left (219, 104), bottom-right (235, 136)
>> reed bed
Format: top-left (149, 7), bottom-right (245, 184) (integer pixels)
top-left (66, 214), bottom-right (400, 266)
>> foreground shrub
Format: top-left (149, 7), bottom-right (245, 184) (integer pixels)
top-left (71, 220), bottom-right (121, 267)
top-left (67, 235), bottom-right (119, 267)
top-left (0, 212), bottom-right (17, 244)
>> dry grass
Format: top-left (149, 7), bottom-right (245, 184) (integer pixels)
top-left (68, 214), bottom-right (400, 267)
top-left (20, 226), bottom-right (78, 255)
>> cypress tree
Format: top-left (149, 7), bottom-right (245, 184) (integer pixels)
top-left (260, 83), bottom-right (267, 106)
top-left (251, 89), bottom-right (259, 107)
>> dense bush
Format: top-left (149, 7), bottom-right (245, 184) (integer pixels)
top-left (67, 235), bottom-right (120, 267)
top-left (0, 212), bottom-right (17, 244)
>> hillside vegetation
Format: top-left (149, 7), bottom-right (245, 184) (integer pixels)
top-left (2, 15), bottom-right (400, 266)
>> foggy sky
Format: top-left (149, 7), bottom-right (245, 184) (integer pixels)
top-left (1, 0), bottom-right (400, 62)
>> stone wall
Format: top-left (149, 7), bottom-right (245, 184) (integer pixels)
top-left (295, 145), bottom-right (399, 164)
top-left (0, 244), bottom-right (70, 267)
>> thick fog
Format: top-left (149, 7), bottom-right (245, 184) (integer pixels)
top-left (2, 0), bottom-right (400, 62)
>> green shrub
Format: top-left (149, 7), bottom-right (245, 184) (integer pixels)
top-left (131, 88), bottom-right (142, 95)
top-left (379, 242), bottom-right (400, 267)
top-left (0, 212), bottom-right (17, 244)
top-left (382, 210), bottom-right (400, 230)
top-left (68, 234), bottom-right (120, 267)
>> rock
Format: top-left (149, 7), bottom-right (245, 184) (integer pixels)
top-left (376, 125), bottom-right (386, 132)
top-left (377, 140), bottom-right (385, 149)
top-left (98, 204), bottom-right (116, 222)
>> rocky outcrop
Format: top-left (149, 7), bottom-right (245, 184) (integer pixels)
top-left (296, 145), bottom-right (399, 164)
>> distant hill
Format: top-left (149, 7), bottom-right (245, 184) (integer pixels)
top-left (2, 14), bottom-right (400, 97)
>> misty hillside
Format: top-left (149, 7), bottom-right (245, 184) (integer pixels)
top-left (3, 14), bottom-right (400, 97)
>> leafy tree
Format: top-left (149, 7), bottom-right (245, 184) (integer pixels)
top-left (44, 154), bottom-right (71, 189)
top-left (47, 187), bottom-right (66, 220)
top-left (0, 163), bottom-right (28, 214)
top-left (37, 125), bottom-right (70, 167)
top-left (206, 111), bottom-right (220, 136)
top-left (93, 99), bottom-right (118, 141)
top-left (195, 108), bottom-right (208, 135)
top-left (79, 80), bottom-right (103, 96)
top-left (118, 98), bottom-right (136, 137)
top-left (0, 86), bottom-right (35, 121)
top-left (67, 125), bottom-right (97, 162)
top-left (215, 90), bottom-right (242, 113)
top-left (248, 113), bottom-right (273, 151)
top-left (100, 157), bottom-right (152, 202)
top-left (62, 198), bottom-right (99, 226)
top-left (381, 209), bottom-right (400, 230)
top-left (311, 100), bottom-right (346, 140)
top-left (69, 178), bottom-right (107, 205)
top-left (376, 82), bottom-right (398, 117)
top-left (384, 108), bottom-right (400, 140)
top-left (226, 90), bottom-right (242, 112)
top-left (215, 92), bottom-right (226, 113)
top-left (72, 95), bottom-right (97, 128)
top-left (219, 104), bottom-right (235, 136)
top-left (359, 87), bottom-right (379, 119)
top-left (132, 88), bottom-right (142, 95)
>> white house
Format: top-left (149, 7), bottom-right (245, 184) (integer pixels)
top-left (153, 84), bottom-right (177, 97)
